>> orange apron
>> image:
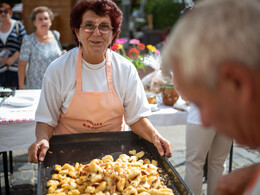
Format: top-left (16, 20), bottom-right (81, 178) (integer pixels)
top-left (54, 47), bottom-right (125, 134)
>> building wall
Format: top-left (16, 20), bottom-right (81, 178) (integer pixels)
top-left (22, 0), bottom-right (77, 47)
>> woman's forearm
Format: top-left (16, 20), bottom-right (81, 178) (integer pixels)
top-left (6, 51), bottom-right (20, 66)
top-left (35, 122), bottom-right (54, 142)
top-left (130, 117), bottom-right (157, 143)
top-left (12, 51), bottom-right (20, 61)
top-left (18, 60), bottom-right (27, 89)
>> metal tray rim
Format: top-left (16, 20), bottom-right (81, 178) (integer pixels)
top-left (37, 131), bottom-right (192, 195)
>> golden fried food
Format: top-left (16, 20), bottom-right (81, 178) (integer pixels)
top-left (46, 150), bottom-right (174, 195)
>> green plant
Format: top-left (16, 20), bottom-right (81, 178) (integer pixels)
top-left (145, 0), bottom-right (157, 14)
top-left (145, 0), bottom-right (182, 30)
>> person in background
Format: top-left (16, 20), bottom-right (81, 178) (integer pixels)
top-left (185, 103), bottom-right (232, 195)
top-left (18, 6), bottom-right (65, 89)
top-left (28, 0), bottom-right (172, 163)
top-left (161, 0), bottom-right (260, 194)
top-left (179, 4), bottom-right (232, 195)
top-left (0, 3), bottom-right (26, 89)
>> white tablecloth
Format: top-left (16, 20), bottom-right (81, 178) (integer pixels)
top-left (0, 122), bottom-right (36, 152)
top-left (0, 90), bottom-right (188, 152)
top-left (0, 90), bottom-right (40, 152)
top-left (148, 104), bottom-right (188, 126)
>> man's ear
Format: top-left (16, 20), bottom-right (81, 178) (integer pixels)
top-left (219, 63), bottom-right (254, 106)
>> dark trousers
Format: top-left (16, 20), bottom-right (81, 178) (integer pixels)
top-left (0, 70), bottom-right (19, 89)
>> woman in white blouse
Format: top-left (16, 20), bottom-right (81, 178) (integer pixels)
top-left (28, 0), bottom-right (172, 163)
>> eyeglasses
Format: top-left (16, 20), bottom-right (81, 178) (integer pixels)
top-left (0, 9), bottom-right (9, 15)
top-left (80, 22), bottom-right (113, 34)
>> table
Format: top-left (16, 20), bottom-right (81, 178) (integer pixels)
top-left (0, 90), bottom-right (188, 194)
top-left (148, 104), bottom-right (188, 126)
top-left (0, 90), bottom-right (40, 152)
top-left (0, 90), bottom-right (188, 153)
top-left (0, 90), bottom-right (40, 194)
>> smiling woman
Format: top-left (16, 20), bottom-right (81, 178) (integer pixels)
top-left (27, 0), bottom-right (172, 165)
top-left (75, 10), bottom-right (114, 64)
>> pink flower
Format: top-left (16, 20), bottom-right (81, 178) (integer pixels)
top-left (129, 39), bottom-right (140, 44)
top-left (155, 49), bottom-right (160, 55)
top-left (115, 38), bottom-right (127, 44)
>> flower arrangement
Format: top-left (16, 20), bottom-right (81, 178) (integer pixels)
top-left (111, 38), bottom-right (159, 71)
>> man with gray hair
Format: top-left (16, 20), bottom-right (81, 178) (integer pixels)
top-left (161, 0), bottom-right (260, 194)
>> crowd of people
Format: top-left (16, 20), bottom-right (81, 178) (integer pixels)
top-left (0, 3), bottom-right (64, 90)
top-left (1, 0), bottom-right (260, 194)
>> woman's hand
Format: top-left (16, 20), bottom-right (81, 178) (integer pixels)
top-left (0, 56), bottom-right (8, 63)
top-left (6, 51), bottom-right (20, 66)
top-left (151, 133), bottom-right (172, 158)
top-left (130, 117), bottom-right (172, 158)
top-left (28, 122), bottom-right (54, 163)
top-left (6, 56), bottom-right (16, 66)
top-left (28, 139), bottom-right (49, 163)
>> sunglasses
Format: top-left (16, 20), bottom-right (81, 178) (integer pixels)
top-left (0, 9), bottom-right (9, 14)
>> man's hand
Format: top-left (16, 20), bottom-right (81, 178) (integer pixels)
top-left (214, 164), bottom-right (259, 195)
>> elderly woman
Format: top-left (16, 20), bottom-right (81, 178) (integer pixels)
top-left (18, 6), bottom-right (64, 89)
top-left (28, 0), bottom-right (172, 163)
top-left (0, 3), bottom-right (26, 89)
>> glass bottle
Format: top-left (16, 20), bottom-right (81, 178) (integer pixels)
top-left (162, 82), bottom-right (179, 106)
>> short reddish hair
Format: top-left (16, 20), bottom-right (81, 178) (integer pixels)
top-left (70, 0), bottom-right (122, 46)
top-left (0, 3), bottom-right (12, 11)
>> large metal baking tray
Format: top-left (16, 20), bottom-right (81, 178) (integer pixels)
top-left (38, 131), bottom-right (192, 195)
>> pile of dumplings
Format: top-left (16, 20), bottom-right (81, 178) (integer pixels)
top-left (47, 150), bottom-right (174, 195)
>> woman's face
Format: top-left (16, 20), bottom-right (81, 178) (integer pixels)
top-left (0, 8), bottom-right (12, 22)
top-left (75, 10), bottom-right (115, 62)
top-left (33, 11), bottom-right (52, 31)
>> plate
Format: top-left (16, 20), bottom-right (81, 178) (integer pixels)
top-left (6, 96), bottom-right (34, 107)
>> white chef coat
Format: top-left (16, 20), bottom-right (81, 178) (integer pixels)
top-left (36, 47), bottom-right (151, 127)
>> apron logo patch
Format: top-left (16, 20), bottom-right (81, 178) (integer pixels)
top-left (83, 120), bottom-right (104, 129)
